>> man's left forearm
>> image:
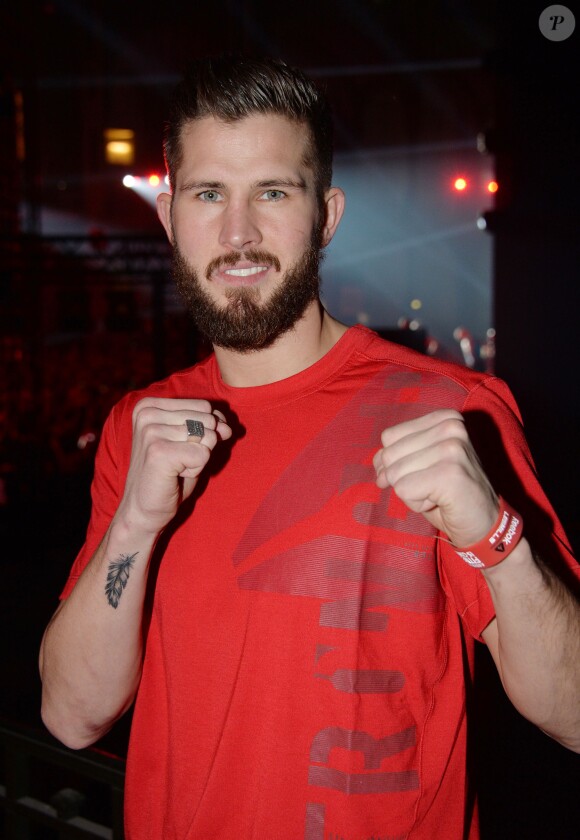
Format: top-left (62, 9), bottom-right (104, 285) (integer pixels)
top-left (481, 537), bottom-right (580, 752)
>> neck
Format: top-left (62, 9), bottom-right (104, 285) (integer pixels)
top-left (213, 301), bottom-right (348, 387)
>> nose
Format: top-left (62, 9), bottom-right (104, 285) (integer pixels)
top-left (218, 200), bottom-right (262, 250)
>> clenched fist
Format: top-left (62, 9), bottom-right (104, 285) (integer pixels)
top-left (115, 397), bottom-right (232, 537)
top-left (373, 409), bottom-right (499, 548)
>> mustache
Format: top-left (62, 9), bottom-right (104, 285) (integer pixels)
top-left (205, 249), bottom-right (281, 280)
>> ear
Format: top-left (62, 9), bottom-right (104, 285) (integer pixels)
top-left (156, 192), bottom-right (174, 243)
top-left (320, 186), bottom-right (345, 248)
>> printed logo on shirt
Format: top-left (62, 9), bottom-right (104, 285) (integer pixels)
top-left (230, 366), bottom-right (466, 839)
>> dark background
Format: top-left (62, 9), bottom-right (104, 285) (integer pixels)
top-left (1, 2), bottom-right (579, 838)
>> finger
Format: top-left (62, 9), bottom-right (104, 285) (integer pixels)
top-left (181, 476), bottom-right (198, 501)
top-left (374, 456), bottom-right (389, 489)
top-left (391, 462), bottom-right (499, 544)
top-left (146, 407), bottom-right (217, 430)
top-left (374, 419), bottom-right (472, 492)
top-left (133, 399), bottom-right (232, 439)
top-left (180, 411), bottom-right (231, 441)
top-left (214, 417), bottom-right (233, 440)
top-left (379, 414), bottom-right (467, 472)
top-left (380, 409), bottom-right (463, 448)
top-left (212, 408), bottom-right (232, 438)
top-left (384, 435), bottom-right (470, 484)
top-left (134, 406), bottom-right (232, 441)
top-left (184, 424), bottom-right (225, 448)
top-left (176, 442), bottom-right (212, 478)
top-left (139, 422), bottom-right (219, 454)
top-left (387, 454), bottom-right (468, 506)
top-left (375, 443), bottom-right (441, 491)
top-left (135, 397), bottom-right (213, 414)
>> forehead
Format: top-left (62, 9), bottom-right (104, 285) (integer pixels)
top-left (176, 114), bottom-right (314, 184)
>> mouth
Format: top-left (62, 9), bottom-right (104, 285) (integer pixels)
top-left (212, 261), bottom-right (273, 288)
top-left (205, 249), bottom-right (282, 288)
top-left (224, 265), bottom-right (269, 278)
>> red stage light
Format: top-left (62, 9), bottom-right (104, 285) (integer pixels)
top-left (148, 174), bottom-right (161, 186)
top-left (453, 177), bottom-right (468, 192)
top-left (487, 180), bottom-right (499, 193)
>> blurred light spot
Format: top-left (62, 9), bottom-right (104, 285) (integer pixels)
top-left (410, 299), bottom-right (422, 310)
top-left (453, 177), bottom-right (468, 191)
top-left (104, 128), bottom-right (135, 165)
top-left (148, 174), bottom-right (161, 187)
top-left (487, 180), bottom-right (499, 193)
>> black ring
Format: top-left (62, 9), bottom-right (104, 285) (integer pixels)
top-left (186, 419), bottom-right (205, 439)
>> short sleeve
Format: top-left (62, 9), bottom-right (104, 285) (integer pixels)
top-left (437, 375), bottom-right (579, 640)
top-left (59, 395), bottom-right (134, 598)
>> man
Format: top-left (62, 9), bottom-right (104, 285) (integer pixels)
top-left (40, 55), bottom-right (580, 840)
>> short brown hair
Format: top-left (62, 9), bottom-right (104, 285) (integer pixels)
top-left (164, 54), bottom-right (334, 202)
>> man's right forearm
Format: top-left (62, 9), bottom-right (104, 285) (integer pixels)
top-left (40, 397), bottom-right (231, 749)
top-left (39, 516), bottom-right (158, 749)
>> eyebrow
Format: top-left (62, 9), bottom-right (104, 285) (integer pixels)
top-left (253, 178), bottom-right (307, 191)
top-left (179, 180), bottom-right (225, 193)
top-left (179, 177), bottom-right (308, 193)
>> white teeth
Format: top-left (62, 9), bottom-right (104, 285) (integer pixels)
top-left (224, 266), bottom-right (266, 277)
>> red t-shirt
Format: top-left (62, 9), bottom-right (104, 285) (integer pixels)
top-left (62, 326), bottom-right (578, 840)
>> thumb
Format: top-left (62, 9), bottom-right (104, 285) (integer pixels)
top-left (181, 476), bottom-right (198, 501)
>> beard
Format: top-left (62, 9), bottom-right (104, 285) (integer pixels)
top-left (172, 232), bottom-right (324, 353)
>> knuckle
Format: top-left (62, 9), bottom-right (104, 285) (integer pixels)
top-left (140, 421), bottom-right (162, 445)
top-left (380, 428), bottom-right (392, 446)
top-left (436, 408), bottom-right (461, 421)
top-left (201, 413), bottom-right (217, 432)
top-left (439, 436), bottom-right (466, 461)
top-left (195, 399), bottom-right (212, 413)
top-left (134, 397), bottom-right (151, 412)
top-left (440, 416), bottom-right (466, 438)
top-left (199, 444), bottom-right (212, 464)
top-left (188, 446), bottom-right (211, 472)
top-left (132, 398), bottom-right (149, 424)
top-left (146, 437), bottom-right (169, 461)
top-left (203, 429), bottom-right (218, 449)
top-left (383, 463), bottom-right (400, 487)
top-left (134, 404), bottom-right (157, 430)
top-left (379, 447), bottom-right (394, 469)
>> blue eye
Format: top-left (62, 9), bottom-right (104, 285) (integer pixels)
top-left (261, 190), bottom-right (285, 201)
top-left (199, 190), bottom-right (221, 202)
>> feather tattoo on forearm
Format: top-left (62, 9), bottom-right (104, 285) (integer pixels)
top-left (105, 552), bottom-right (138, 609)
